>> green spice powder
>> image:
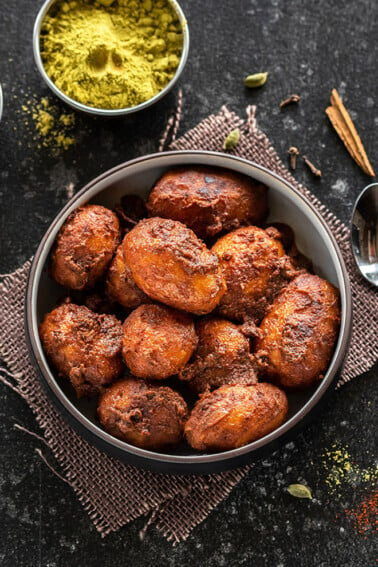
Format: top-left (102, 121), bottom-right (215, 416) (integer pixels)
top-left (40, 0), bottom-right (184, 110)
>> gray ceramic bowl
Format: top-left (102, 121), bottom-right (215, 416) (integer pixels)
top-left (26, 151), bottom-right (352, 474)
top-left (33, 0), bottom-right (189, 116)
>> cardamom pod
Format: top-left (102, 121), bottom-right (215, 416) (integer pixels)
top-left (223, 128), bottom-right (240, 150)
top-left (244, 72), bottom-right (268, 88)
top-left (287, 484), bottom-right (312, 499)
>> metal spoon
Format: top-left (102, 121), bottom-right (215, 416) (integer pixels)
top-left (351, 183), bottom-right (378, 287)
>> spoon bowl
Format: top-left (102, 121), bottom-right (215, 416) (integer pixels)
top-left (351, 183), bottom-right (378, 287)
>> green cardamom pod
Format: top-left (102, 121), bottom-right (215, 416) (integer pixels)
top-left (287, 484), bottom-right (312, 499)
top-left (223, 128), bottom-right (240, 150)
top-left (244, 72), bottom-right (268, 88)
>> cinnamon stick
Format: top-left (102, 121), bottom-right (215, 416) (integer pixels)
top-left (326, 89), bottom-right (375, 177)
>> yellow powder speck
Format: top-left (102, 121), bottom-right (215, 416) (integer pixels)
top-left (34, 109), bottom-right (55, 137)
top-left (59, 114), bottom-right (75, 127)
top-left (56, 133), bottom-right (75, 150)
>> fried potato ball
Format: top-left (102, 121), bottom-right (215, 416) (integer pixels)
top-left (51, 204), bottom-right (120, 290)
top-left (256, 273), bottom-right (341, 390)
top-left (212, 225), bottom-right (293, 323)
top-left (266, 223), bottom-right (312, 272)
top-left (179, 317), bottom-right (257, 393)
top-left (122, 304), bottom-right (197, 379)
top-left (105, 243), bottom-right (150, 310)
top-left (147, 167), bottom-right (268, 239)
top-left (39, 303), bottom-right (123, 398)
top-left (97, 377), bottom-right (188, 450)
top-left (123, 217), bottom-right (226, 315)
top-left (185, 383), bottom-right (288, 451)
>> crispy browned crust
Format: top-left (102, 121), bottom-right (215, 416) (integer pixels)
top-left (122, 304), bottom-right (198, 379)
top-left (266, 223), bottom-right (313, 272)
top-left (179, 317), bottom-right (257, 393)
top-left (97, 377), bottom-right (188, 450)
top-left (212, 225), bottom-right (296, 323)
top-left (123, 217), bottom-right (226, 315)
top-left (51, 204), bottom-right (120, 291)
top-left (147, 167), bottom-right (268, 238)
top-left (105, 243), bottom-right (150, 309)
top-left (39, 303), bottom-right (124, 398)
top-left (185, 383), bottom-right (288, 451)
top-left (256, 273), bottom-right (341, 390)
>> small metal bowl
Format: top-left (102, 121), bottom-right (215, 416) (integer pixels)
top-left (33, 0), bottom-right (189, 116)
top-left (26, 151), bottom-right (353, 474)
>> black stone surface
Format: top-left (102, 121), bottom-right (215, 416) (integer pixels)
top-left (0, 0), bottom-right (377, 565)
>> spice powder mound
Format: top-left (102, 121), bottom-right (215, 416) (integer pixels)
top-left (40, 0), bottom-right (184, 110)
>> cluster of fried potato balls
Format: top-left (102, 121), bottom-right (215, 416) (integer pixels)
top-left (39, 166), bottom-right (340, 453)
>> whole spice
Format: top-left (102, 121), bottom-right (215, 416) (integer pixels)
top-left (223, 128), bottom-right (241, 150)
top-left (40, 0), bottom-right (183, 110)
top-left (326, 89), bottom-right (375, 177)
top-left (288, 146), bottom-right (299, 170)
top-left (303, 155), bottom-right (322, 178)
top-left (287, 484), bottom-right (312, 499)
top-left (244, 72), bottom-right (268, 88)
top-left (280, 94), bottom-right (300, 108)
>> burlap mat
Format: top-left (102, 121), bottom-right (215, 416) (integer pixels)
top-left (0, 106), bottom-right (377, 544)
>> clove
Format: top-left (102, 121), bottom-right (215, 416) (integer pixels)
top-left (303, 155), bottom-right (322, 178)
top-left (288, 146), bottom-right (299, 170)
top-left (280, 94), bottom-right (300, 108)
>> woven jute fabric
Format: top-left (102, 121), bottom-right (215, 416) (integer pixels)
top-left (0, 106), bottom-right (377, 544)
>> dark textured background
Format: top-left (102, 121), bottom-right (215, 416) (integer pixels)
top-left (0, 1), bottom-right (377, 565)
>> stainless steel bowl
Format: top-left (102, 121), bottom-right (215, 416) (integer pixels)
top-left (33, 0), bottom-right (189, 116)
top-left (26, 151), bottom-right (353, 474)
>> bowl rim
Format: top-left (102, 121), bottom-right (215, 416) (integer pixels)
top-left (32, 0), bottom-right (190, 116)
top-left (26, 150), bottom-right (353, 471)
top-left (0, 84), bottom-right (3, 122)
